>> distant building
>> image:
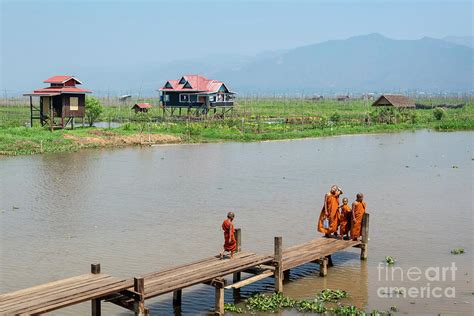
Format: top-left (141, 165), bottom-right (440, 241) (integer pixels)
top-left (372, 94), bottom-right (415, 108)
top-left (336, 95), bottom-right (350, 102)
top-left (24, 75), bottom-right (91, 130)
top-left (159, 75), bottom-right (235, 115)
top-left (132, 103), bottom-right (152, 113)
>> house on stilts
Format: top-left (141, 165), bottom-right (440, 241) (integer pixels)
top-left (159, 75), bottom-right (235, 116)
top-left (24, 76), bottom-right (91, 130)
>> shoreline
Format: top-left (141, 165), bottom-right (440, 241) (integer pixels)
top-left (1, 124), bottom-right (472, 156)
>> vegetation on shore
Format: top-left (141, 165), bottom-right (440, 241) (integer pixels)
top-left (1, 97), bottom-right (473, 155)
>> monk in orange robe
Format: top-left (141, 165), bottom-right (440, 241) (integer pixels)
top-left (317, 185), bottom-right (342, 237)
top-left (339, 197), bottom-right (352, 239)
top-left (220, 212), bottom-right (236, 259)
top-left (351, 193), bottom-right (367, 241)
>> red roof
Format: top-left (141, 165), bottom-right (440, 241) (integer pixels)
top-left (44, 76), bottom-right (83, 85)
top-left (133, 103), bottom-right (152, 109)
top-left (159, 75), bottom-right (234, 94)
top-left (24, 75), bottom-right (91, 96)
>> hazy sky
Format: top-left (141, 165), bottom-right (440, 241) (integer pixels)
top-left (1, 0), bottom-right (472, 93)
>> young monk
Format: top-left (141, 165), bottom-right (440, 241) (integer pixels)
top-left (350, 193), bottom-right (367, 241)
top-left (220, 212), bottom-right (236, 259)
top-left (339, 197), bottom-right (352, 240)
top-left (317, 185), bottom-right (342, 237)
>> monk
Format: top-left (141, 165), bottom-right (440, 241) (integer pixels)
top-left (350, 193), bottom-right (367, 241)
top-left (220, 212), bottom-right (236, 259)
top-left (339, 197), bottom-right (352, 240)
top-left (317, 185), bottom-right (342, 237)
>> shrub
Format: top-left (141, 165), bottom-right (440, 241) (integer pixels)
top-left (85, 96), bottom-right (104, 127)
top-left (433, 107), bottom-right (446, 120)
top-left (330, 112), bottom-right (341, 123)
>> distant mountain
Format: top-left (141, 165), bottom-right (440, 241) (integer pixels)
top-left (442, 36), bottom-right (474, 48)
top-left (213, 33), bottom-right (473, 94)
top-left (17, 34), bottom-right (471, 96)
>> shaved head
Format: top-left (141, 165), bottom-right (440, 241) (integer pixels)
top-left (227, 212), bottom-right (235, 219)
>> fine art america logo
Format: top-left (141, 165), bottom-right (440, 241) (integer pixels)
top-left (377, 262), bottom-right (457, 298)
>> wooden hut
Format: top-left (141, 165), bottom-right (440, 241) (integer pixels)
top-left (24, 76), bottom-right (91, 130)
top-left (132, 103), bottom-right (152, 113)
top-left (372, 94), bottom-right (415, 108)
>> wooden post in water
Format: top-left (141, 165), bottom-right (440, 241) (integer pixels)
top-left (213, 279), bottom-right (225, 315)
top-left (274, 236), bottom-right (283, 293)
top-left (360, 213), bottom-right (370, 260)
top-left (318, 258), bottom-right (328, 277)
top-left (283, 270), bottom-right (290, 281)
top-left (91, 264), bottom-right (101, 316)
top-left (134, 277), bottom-right (147, 316)
top-left (233, 228), bottom-right (242, 283)
top-left (173, 289), bottom-right (182, 309)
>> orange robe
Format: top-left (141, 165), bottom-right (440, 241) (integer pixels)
top-left (222, 219), bottom-right (236, 252)
top-left (350, 201), bottom-right (366, 239)
top-left (317, 193), bottom-right (340, 234)
top-left (339, 204), bottom-right (352, 236)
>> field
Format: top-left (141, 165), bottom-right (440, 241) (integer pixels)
top-left (1, 96), bottom-right (473, 155)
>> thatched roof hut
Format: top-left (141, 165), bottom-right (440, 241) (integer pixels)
top-left (371, 94), bottom-right (415, 108)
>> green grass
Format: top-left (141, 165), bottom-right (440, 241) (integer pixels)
top-left (1, 97), bottom-right (473, 155)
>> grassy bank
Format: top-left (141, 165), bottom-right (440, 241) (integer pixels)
top-left (1, 98), bottom-right (473, 155)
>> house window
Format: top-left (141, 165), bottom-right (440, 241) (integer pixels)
top-left (209, 96), bottom-right (215, 102)
top-left (180, 94), bottom-right (189, 102)
top-left (70, 97), bottom-right (79, 111)
top-left (179, 77), bottom-right (187, 84)
top-left (164, 95), bottom-right (170, 102)
top-left (189, 94), bottom-right (197, 102)
top-left (164, 82), bottom-right (173, 89)
top-left (183, 81), bottom-right (192, 89)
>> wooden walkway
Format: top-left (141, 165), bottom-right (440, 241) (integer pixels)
top-left (0, 214), bottom-right (369, 316)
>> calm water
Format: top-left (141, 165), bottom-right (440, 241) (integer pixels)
top-left (0, 130), bottom-right (472, 315)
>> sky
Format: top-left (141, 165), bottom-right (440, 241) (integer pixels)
top-left (0, 0), bottom-right (472, 94)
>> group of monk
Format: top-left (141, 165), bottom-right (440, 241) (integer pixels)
top-left (219, 185), bottom-right (367, 259)
top-left (317, 185), bottom-right (366, 240)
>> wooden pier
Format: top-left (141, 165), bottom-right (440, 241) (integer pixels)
top-left (0, 214), bottom-right (369, 315)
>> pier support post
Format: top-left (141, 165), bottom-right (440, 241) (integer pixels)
top-left (274, 236), bottom-right (283, 293)
top-left (173, 289), bottom-right (182, 309)
top-left (213, 279), bottom-right (225, 315)
top-left (318, 258), bottom-right (328, 277)
top-left (233, 228), bottom-right (242, 283)
top-left (360, 213), bottom-right (370, 260)
top-left (134, 277), bottom-right (148, 316)
top-left (91, 264), bottom-right (101, 316)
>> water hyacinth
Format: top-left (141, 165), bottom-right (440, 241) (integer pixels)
top-left (385, 256), bottom-right (396, 265)
top-left (225, 289), bottom-right (395, 315)
top-left (450, 248), bottom-right (465, 255)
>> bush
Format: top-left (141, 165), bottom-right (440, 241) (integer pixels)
top-left (433, 108), bottom-right (446, 120)
top-left (330, 112), bottom-right (341, 123)
top-left (85, 96), bottom-right (104, 127)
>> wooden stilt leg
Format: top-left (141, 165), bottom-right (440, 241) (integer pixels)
top-left (91, 264), bottom-right (101, 316)
top-left (134, 277), bottom-right (146, 316)
top-left (274, 236), bottom-right (283, 293)
top-left (360, 213), bottom-right (370, 260)
top-left (173, 289), bottom-right (182, 309)
top-left (213, 279), bottom-right (225, 315)
top-left (327, 255), bottom-right (334, 267)
top-left (319, 258), bottom-right (328, 277)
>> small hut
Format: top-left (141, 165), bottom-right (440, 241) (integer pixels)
top-left (132, 103), bottom-right (152, 113)
top-left (372, 94), bottom-right (415, 108)
top-left (24, 76), bottom-right (91, 130)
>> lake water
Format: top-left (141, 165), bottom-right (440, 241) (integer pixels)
top-left (0, 130), bottom-right (472, 315)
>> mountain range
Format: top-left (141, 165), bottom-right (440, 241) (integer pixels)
top-left (11, 34), bottom-right (474, 96)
